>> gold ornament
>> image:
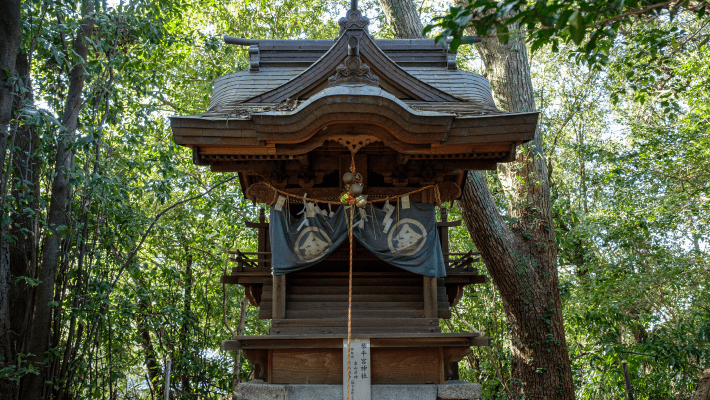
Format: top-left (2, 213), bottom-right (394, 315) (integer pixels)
top-left (355, 196), bottom-right (367, 208)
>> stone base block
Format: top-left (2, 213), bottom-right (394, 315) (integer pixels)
top-left (236, 380), bottom-right (482, 400)
top-left (437, 381), bottom-right (483, 400)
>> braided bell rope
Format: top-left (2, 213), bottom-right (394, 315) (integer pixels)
top-left (346, 152), bottom-right (357, 400)
top-left (346, 202), bottom-right (354, 399)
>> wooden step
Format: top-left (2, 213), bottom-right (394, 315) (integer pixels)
top-left (286, 294), bottom-right (424, 302)
top-left (270, 326), bottom-right (441, 335)
top-left (275, 301), bottom-right (449, 311)
top-left (286, 277), bottom-right (424, 286)
top-left (260, 305), bottom-right (451, 320)
top-left (271, 318), bottom-right (437, 327)
top-left (259, 308), bottom-right (425, 319)
top-left (285, 301), bottom-right (426, 310)
top-left (263, 285), bottom-right (422, 295)
top-left (286, 309), bottom-right (426, 319)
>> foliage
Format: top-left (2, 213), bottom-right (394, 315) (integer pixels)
top-left (2, 0), bottom-right (709, 399)
top-left (445, 10), bottom-right (710, 398)
top-left (425, 0), bottom-right (710, 57)
top-left (1, 0), bottom-right (337, 398)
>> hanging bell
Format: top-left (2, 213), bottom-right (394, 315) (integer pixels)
top-left (343, 172), bottom-right (355, 184)
top-left (355, 195), bottom-right (367, 209)
top-left (350, 183), bottom-right (363, 196)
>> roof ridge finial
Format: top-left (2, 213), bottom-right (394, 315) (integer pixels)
top-left (339, 7), bottom-right (369, 35)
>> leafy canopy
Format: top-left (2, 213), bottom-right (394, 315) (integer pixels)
top-left (425, 0), bottom-right (710, 64)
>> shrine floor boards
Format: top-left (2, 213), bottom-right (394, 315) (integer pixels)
top-left (235, 380), bottom-right (482, 400)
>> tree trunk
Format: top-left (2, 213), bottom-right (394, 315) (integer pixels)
top-left (138, 298), bottom-right (163, 399)
top-left (379, 1), bottom-right (575, 398)
top-left (233, 297), bottom-right (248, 399)
top-left (180, 247), bottom-right (193, 395)
top-left (693, 368), bottom-right (710, 400)
top-left (0, 0), bottom-right (22, 129)
top-left (20, 7), bottom-right (93, 400)
top-left (380, 0), bottom-right (423, 39)
top-left (463, 24), bottom-right (575, 400)
top-left (0, 0), bottom-right (23, 375)
top-left (2, 50), bottom-right (39, 399)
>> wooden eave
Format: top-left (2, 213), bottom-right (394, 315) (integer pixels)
top-left (170, 85), bottom-right (538, 159)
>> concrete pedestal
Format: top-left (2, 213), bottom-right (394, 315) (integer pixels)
top-left (236, 380), bottom-right (482, 400)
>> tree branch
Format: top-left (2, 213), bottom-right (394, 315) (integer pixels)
top-left (110, 176), bottom-right (238, 288)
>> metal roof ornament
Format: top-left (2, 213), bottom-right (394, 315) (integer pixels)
top-left (338, 9), bottom-right (370, 34)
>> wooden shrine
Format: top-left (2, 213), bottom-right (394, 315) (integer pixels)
top-left (170, 2), bottom-right (537, 395)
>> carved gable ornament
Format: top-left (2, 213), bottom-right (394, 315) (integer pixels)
top-left (328, 55), bottom-right (379, 87)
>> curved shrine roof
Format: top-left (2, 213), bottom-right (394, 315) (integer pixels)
top-left (170, 11), bottom-right (538, 179)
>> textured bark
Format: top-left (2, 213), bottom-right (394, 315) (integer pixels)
top-left (693, 368), bottom-right (710, 400)
top-left (379, 0), bottom-right (424, 38)
top-left (379, 0), bottom-right (575, 397)
top-left (459, 172), bottom-right (574, 399)
top-left (0, 0), bottom-right (23, 373)
top-left (20, 8), bottom-right (93, 400)
top-left (1, 50), bottom-right (39, 399)
top-left (0, 0), bottom-right (22, 129)
top-left (459, 23), bottom-right (575, 400)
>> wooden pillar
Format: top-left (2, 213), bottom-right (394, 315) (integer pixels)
top-left (423, 276), bottom-right (438, 319)
top-left (273, 275), bottom-right (286, 320)
top-left (439, 206), bottom-right (449, 269)
top-left (257, 207), bottom-right (267, 268)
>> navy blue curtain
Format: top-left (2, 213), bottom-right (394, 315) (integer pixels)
top-left (269, 202), bottom-right (446, 277)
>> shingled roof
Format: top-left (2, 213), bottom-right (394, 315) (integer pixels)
top-left (198, 37), bottom-right (503, 119)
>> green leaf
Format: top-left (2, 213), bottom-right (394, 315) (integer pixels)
top-left (450, 37), bottom-right (462, 53)
top-left (530, 38), bottom-right (544, 54)
top-left (568, 10), bottom-right (582, 30)
top-left (454, 13), bottom-right (472, 28)
top-left (568, 10), bottom-right (587, 45)
top-left (461, 35), bottom-right (479, 44)
top-left (496, 23), bottom-right (510, 44)
top-left (556, 9), bottom-right (574, 29)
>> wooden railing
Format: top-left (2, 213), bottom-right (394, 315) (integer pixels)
top-left (227, 250), bottom-right (479, 271)
top-left (226, 250), bottom-right (271, 271)
top-left (445, 250), bottom-right (481, 272)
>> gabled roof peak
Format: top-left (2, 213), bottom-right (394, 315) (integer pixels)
top-left (242, 31), bottom-right (461, 103)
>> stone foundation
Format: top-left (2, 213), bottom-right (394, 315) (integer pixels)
top-left (236, 380), bottom-right (482, 400)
